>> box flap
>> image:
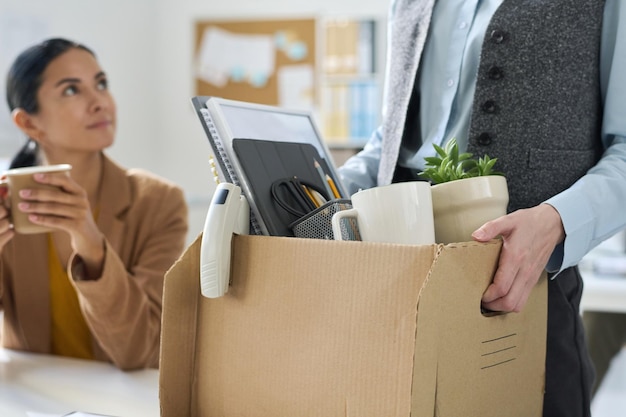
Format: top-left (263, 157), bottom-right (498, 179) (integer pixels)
top-left (159, 233), bottom-right (203, 417)
top-left (411, 240), bottom-right (547, 416)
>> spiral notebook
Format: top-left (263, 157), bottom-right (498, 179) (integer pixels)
top-left (191, 96), bottom-right (346, 236)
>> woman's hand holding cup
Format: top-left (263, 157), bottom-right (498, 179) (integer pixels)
top-left (0, 164), bottom-right (73, 235)
top-left (0, 175), bottom-right (16, 251)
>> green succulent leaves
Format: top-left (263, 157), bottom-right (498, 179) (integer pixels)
top-left (418, 138), bottom-right (504, 184)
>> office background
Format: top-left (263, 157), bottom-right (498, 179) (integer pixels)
top-left (0, 0), bottom-right (388, 243)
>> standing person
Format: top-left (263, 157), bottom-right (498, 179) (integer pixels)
top-left (338, 1), bottom-right (626, 416)
top-left (0, 38), bottom-right (188, 370)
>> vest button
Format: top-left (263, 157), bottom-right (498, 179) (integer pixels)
top-left (487, 66), bottom-right (504, 80)
top-left (482, 100), bottom-right (497, 113)
top-left (477, 132), bottom-right (493, 146)
top-left (490, 30), bottom-right (507, 44)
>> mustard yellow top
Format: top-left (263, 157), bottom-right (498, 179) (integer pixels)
top-left (48, 234), bottom-right (94, 360)
top-left (48, 201), bottom-right (99, 359)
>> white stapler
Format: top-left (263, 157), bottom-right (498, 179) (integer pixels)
top-left (200, 182), bottom-right (249, 298)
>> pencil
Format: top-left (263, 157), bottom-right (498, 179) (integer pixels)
top-left (301, 184), bottom-right (320, 208)
top-left (314, 159), bottom-right (334, 200)
top-left (309, 189), bottom-right (327, 206)
top-left (326, 174), bottom-right (341, 199)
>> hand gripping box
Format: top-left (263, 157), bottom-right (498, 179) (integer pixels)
top-left (159, 235), bottom-right (547, 417)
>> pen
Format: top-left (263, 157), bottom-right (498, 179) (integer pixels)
top-left (314, 159), bottom-right (334, 200)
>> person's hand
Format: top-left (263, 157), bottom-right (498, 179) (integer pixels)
top-left (0, 182), bottom-right (15, 252)
top-left (17, 171), bottom-right (105, 277)
top-left (471, 203), bottom-right (565, 312)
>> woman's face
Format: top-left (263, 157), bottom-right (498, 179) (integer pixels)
top-left (28, 47), bottom-right (116, 155)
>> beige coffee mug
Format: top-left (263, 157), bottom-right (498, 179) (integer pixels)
top-left (0, 164), bottom-right (72, 234)
top-left (331, 181), bottom-right (435, 245)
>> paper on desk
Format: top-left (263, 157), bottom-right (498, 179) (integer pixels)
top-left (27, 413), bottom-right (59, 417)
top-left (27, 411), bottom-right (116, 417)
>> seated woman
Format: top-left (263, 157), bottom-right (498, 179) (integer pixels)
top-left (0, 38), bottom-right (188, 370)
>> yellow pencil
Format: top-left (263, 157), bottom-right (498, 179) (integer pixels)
top-left (326, 174), bottom-right (341, 199)
top-left (301, 184), bottom-right (320, 208)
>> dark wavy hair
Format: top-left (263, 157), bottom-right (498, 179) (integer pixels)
top-left (5, 38), bottom-right (95, 168)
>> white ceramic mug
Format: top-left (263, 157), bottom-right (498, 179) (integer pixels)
top-left (331, 181), bottom-right (435, 245)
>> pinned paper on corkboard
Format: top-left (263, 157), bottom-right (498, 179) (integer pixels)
top-left (194, 18), bottom-right (316, 109)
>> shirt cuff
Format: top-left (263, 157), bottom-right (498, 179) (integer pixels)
top-left (544, 190), bottom-right (594, 274)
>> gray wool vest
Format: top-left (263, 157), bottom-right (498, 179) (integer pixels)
top-left (466, 0), bottom-right (605, 212)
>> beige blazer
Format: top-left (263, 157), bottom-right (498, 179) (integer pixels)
top-left (0, 155), bottom-right (188, 370)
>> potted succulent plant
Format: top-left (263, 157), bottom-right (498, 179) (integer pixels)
top-left (418, 138), bottom-right (509, 244)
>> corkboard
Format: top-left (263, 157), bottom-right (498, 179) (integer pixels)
top-left (194, 18), bottom-right (316, 106)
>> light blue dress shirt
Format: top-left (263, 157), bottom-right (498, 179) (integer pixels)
top-left (339, 0), bottom-right (626, 272)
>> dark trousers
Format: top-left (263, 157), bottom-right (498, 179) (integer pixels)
top-left (544, 267), bottom-right (595, 417)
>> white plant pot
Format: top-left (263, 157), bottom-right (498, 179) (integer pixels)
top-left (431, 176), bottom-right (509, 244)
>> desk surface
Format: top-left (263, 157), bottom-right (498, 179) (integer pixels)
top-left (580, 270), bottom-right (626, 313)
top-left (0, 348), bottom-right (159, 417)
top-left (579, 240), bottom-right (626, 314)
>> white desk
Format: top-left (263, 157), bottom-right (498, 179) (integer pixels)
top-left (0, 348), bottom-right (159, 417)
top-left (579, 233), bottom-right (626, 313)
top-left (581, 270), bottom-right (626, 313)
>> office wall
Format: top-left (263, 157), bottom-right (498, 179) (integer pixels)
top-left (0, 0), bottom-right (390, 242)
top-left (0, 0), bottom-right (159, 171)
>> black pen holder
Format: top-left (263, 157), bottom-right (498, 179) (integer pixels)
top-left (290, 199), bottom-right (359, 240)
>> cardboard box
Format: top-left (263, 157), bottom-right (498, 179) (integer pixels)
top-left (160, 235), bottom-right (547, 416)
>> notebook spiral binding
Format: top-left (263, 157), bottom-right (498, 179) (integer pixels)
top-left (199, 108), bottom-right (263, 235)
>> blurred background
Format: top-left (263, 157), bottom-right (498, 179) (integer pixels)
top-left (0, 0), bottom-right (388, 243)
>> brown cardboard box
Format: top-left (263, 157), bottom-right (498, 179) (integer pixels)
top-left (160, 235), bottom-right (547, 416)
